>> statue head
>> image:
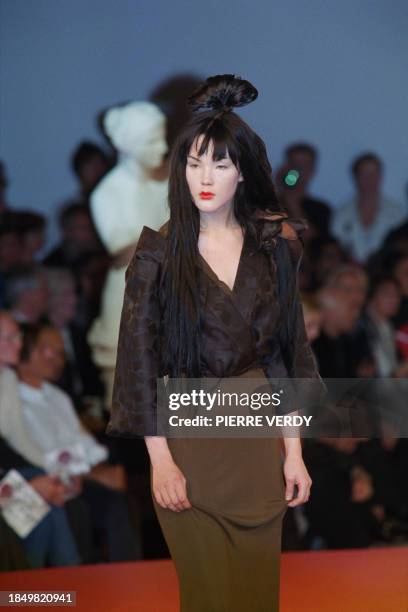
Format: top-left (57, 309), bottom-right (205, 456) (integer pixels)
top-left (103, 101), bottom-right (167, 169)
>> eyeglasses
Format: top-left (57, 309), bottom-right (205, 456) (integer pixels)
top-left (0, 332), bottom-right (23, 343)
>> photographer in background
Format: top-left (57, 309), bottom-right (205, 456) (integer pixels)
top-left (276, 142), bottom-right (332, 240)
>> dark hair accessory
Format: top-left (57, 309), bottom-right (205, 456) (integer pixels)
top-left (187, 74), bottom-right (258, 116)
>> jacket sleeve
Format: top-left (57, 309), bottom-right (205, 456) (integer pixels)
top-left (105, 227), bottom-right (165, 438)
top-left (257, 213), bottom-right (326, 414)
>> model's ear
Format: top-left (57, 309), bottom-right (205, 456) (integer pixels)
top-left (238, 172), bottom-right (244, 182)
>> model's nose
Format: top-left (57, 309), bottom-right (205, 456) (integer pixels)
top-left (201, 166), bottom-right (214, 185)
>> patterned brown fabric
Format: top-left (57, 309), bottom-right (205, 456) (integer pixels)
top-left (106, 215), bottom-right (323, 438)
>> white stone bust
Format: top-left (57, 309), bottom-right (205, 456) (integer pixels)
top-left (90, 101), bottom-right (169, 255)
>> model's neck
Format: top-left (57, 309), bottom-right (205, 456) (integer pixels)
top-left (199, 202), bottom-right (240, 233)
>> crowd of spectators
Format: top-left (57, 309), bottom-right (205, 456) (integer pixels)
top-left (0, 139), bottom-right (407, 570)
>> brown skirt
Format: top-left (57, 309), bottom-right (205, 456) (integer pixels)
top-left (152, 368), bottom-right (288, 612)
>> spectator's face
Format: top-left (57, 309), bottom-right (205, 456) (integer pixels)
top-left (25, 274), bottom-right (49, 320)
top-left (314, 243), bottom-right (344, 283)
top-left (354, 160), bottom-right (382, 194)
top-left (371, 281), bottom-right (400, 319)
top-left (64, 212), bottom-right (97, 247)
top-left (26, 328), bottom-right (66, 381)
top-left (304, 310), bottom-right (321, 343)
top-left (49, 280), bottom-right (77, 324)
top-left (336, 273), bottom-right (367, 308)
top-left (287, 151), bottom-right (315, 187)
top-left (341, 299), bottom-right (361, 332)
top-left (78, 154), bottom-right (108, 193)
top-left (393, 257), bottom-right (408, 296)
top-left (0, 315), bottom-right (22, 367)
top-left (22, 229), bottom-right (46, 255)
top-left (325, 292), bottom-right (360, 333)
top-left (0, 232), bottom-right (21, 271)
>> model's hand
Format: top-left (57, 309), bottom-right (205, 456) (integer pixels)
top-left (152, 459), bottom-right (192, 512)
top-left (283, 453), bottom-right (312, 507)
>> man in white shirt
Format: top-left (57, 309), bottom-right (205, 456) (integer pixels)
top-left (332, 153), bottom-right (406, 263)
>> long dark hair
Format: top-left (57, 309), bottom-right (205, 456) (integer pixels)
top-left (161, 74), bottom-right (286, 377)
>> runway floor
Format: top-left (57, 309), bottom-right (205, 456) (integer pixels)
top-left (1, 546), bottom-right (407, 611)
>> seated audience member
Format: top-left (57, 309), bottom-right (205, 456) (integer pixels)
top-left (302, 438), bottom-right (384, 549)
top-left (331, 153), bottom-right (406, 263)
top-left (364, 275), bottom-right (408, 377)
top-left (322, 264), bottom-right (375, 377)
top-left (0, 213), bottom-right (21, 274)
top-left (70, 250), bottom-right (110, 333)
top-left (391, 253), bottom-right (408, 329)
top-left (276, 142), bottom-right (332, 239)
top-left (15, 211), bottom-right (47, 265)
top-left (43, 267), bottom-right (104, 411)
top-left (3, 265), bottom-right (49, 324)
top-left (323, 263), bottom-right (368, 309)
top-left (0, 310), bottom-right (81, 569)
top-left (15, 323), bottom-right (142, 562)
top-left (43, 204), bottom-right (103, 268)
top-left (64, 141), bottom-right (111, 208)
top-left (384, 220), bottom-right (408, 254)
top-left (282, 293), bottom-right (323, 551)
top-left (0, 511), bottom-right (29, 571)
top-left (0, 160), bottom-right (9, 213)
top-left (0, 435), bottom-right (81, 570)
top-left (307, 235), bottom-right (347, 290)
top-left (302, 293), bottom-right (322, 343)
top-left (312, 286), bottom-right (372, 378)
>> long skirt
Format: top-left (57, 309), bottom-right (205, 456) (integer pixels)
top-left (152, 368), bottom-right (288, 612)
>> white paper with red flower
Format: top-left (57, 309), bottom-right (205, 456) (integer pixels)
top-left (0, 469), bottom-right (50, 538)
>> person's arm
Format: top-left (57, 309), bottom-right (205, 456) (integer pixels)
top-left (0, 436), bottom-right (68, 506)
top-left (105, 227), bottom-right (191, 512)
top-left (280, 235), bottom-right (327, 506)
top-left (145, 437), bottom-right (191, 511)
top-left (257, 214), bottom-right (324, 507)
top-left (0, 435), bottom-right (38, 474)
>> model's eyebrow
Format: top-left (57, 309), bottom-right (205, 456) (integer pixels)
top-left (187, 154), bottom-right (230, 162)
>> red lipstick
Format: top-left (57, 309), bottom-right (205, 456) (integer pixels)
top-left (199, 192), bottom-right (215, 200)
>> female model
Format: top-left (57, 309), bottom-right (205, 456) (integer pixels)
top-left (106, 74), bottom-right (325, 611)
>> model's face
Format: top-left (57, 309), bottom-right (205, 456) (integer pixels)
top-left (185, 136), bottom-right (243, 214)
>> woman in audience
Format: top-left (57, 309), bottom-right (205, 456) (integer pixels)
top-left (0, 310), bottom-right (81, 569)
top-left (16, 322), bottom-right (142, 562)
top-left (364, 275), bottom-right (408, 378)
top-left (43, 266), bottom-right (104, 411)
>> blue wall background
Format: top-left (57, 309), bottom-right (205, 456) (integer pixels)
top-left (1, 0), bottom-right (407, 248)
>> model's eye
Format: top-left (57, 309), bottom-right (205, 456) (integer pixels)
top-left (216, 165), bottom-right (228, 169)
top-left (188, 163), bottom-right (199, 168)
